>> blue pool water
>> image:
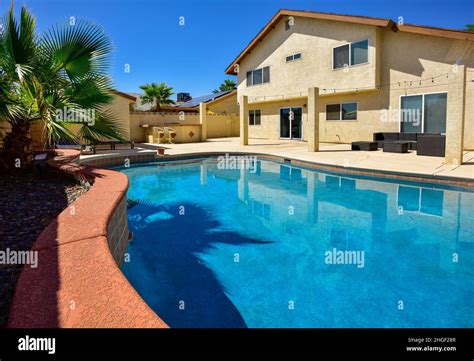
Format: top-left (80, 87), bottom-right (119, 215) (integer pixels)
top-left (117, 158), bottom-right (474, 328)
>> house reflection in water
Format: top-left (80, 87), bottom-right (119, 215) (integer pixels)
top-left (207, 159), bottom-right (470, 275)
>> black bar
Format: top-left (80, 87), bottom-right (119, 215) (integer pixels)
top-left (0, 328), bottom-right (472, 357)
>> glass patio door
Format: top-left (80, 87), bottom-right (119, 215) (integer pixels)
top-left (400, 93), bottom-right (447, 133)
top-left (280, 107), bottom-right (302, 139)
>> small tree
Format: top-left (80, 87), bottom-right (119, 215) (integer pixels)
top-left (0, 4), bottom-right (125, 169)
top-left (139, 82), bottom-right (175, 112)
top-left (466, 24), bottom-right (474, 32)
top-left (212, 79), bottom-right (236, 93)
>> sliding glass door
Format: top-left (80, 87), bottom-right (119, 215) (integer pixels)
top-left (280, 107), bottom-right (302, 139)
top-left (400, 92), bottom-right (447, 133)
top-left (400, 95), bottom-right (422, 133)
top-left (424, 93), bottom-right (447, 133)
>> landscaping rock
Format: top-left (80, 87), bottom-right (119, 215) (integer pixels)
top-left (0, 167), bottom-right (88, 327)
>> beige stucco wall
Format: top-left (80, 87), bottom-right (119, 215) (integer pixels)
top-left (236, 15), bottom-right (474, 149)
top-left (130, 112), bottom-right (239, 142)
top-left (104, 94), bottom-right (134, 140)
top-left (237, 17), bottom-right (379, 100)
top-left (248, 98), bottom-right (307, 140)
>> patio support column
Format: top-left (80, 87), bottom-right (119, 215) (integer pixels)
top-left (307, 87), bottom-right (320, 152)
top-left (445, 65), bottom-right (466, 165)
top-left (200, 102), bottom-right (207, 142)
top-left (240, 95), bottom-right (249, 146)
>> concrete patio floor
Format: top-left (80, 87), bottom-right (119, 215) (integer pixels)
top-left (80, 137), bottom-right (474, 180)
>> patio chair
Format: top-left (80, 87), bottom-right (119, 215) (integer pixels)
top-left (164, 127), bottom-right (177, 144)
top-left (152, 127), bottom-right (165, 144)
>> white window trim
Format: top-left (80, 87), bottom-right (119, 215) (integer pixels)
top-left (325, 102), bottom-right (358, 121)
top-left (332, 39), bottom-right (369, 71)
top-left (398, 91), bottom-right (448, 134)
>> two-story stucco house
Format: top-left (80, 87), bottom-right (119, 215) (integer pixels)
top-left (225, 9), bottom-right (474, 163)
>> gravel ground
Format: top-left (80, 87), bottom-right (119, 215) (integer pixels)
top-left (0, 167), bottom-right (88, 327)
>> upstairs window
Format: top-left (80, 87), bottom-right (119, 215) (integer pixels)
top-left (246, 66), bottom-right (270, 86)
top-left (286, 52), bottom-right (302, 62)
top-left (333, 45), bottom-right (349, 70)
top-left (333, 39), bottom-right (369, 69)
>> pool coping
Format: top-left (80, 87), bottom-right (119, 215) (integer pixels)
top-left (81, 151), bottom-right (474, 190)
top-left (8, 149), bottom-right (168, 328)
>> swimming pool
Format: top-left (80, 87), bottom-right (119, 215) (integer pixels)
top-left (117, 157), bottom-right (474, 328)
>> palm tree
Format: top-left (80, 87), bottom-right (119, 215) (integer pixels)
top-left (0, 4), bottom-right (125, 169)
top-left (139, 82), bottom-right (175, 112)
top-left (212, 79), bottom-right (236, 93)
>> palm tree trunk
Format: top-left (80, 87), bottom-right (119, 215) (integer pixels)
top-left (0, 118), bottom-right (33, 169)
top-left (155, 102), bottom-right (162, 112)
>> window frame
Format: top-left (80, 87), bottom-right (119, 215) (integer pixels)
top-left (332, 38), bottom-right (369, 70)
top-left (246, 66), bottom-right (270, 87)
top-left (332, 44), bottom-right (350, 70)
top-left (399, 91), bottom-right (448, 134)
top-left (249, 109), bottom-right (262, 126)
top-left (325, 102), bottom-right (358, 121)
top-left (286, 52), bottom-right (302, 63)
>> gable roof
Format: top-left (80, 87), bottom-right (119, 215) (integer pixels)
top-left (176, 90), bottom-right (235, 107)
top-left (224, 9), bottom-right (474, 75)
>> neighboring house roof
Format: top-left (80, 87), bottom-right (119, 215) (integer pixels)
top-left (128, 92), bottom-right (154, 111)
top-left (111, 90), bottom-right (137, 101)
top-left (205, 90), bottom-right (237, 106)
top-left (225, 9), bottom-right (474, 75)
top-left (176, 90), bottom-right (235, 107)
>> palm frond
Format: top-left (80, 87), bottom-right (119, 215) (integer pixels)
top-left (0, 6), bottom-right (36, 81)
top-left (78, 108), bottom-right (126, 142)
top-left (40, 19), bottom-right (112, 81)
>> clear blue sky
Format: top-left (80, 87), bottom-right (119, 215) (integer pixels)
top-left (2, 0), bottom-right (473, 98)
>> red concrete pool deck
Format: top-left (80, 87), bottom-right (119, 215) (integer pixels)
top-left (8, 149), bottom-right (167, 328)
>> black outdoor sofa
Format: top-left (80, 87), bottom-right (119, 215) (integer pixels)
top-left (372, 132), bottom-right (446, 157)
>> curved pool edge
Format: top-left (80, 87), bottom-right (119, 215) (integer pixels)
top-left (81, 151), bottom-right (474, 190)
top-left (8, 149), bottom-right (168, 328)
